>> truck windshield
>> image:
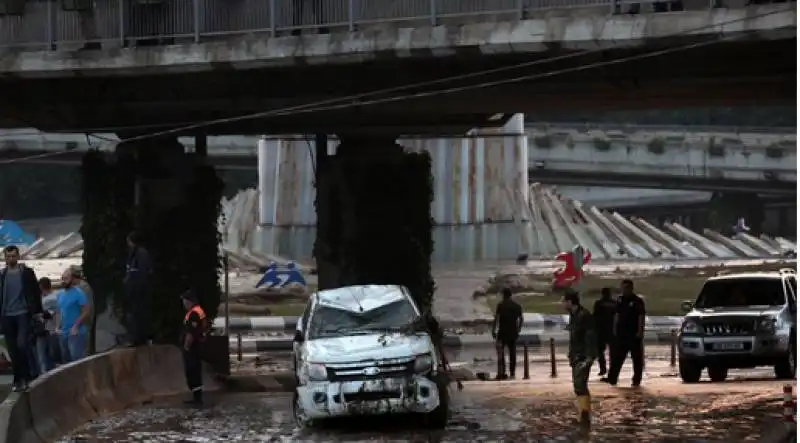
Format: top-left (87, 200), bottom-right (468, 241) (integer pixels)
top-left (695, 278), bottom-right (785, 308)
top-left (308, 299), bottom-right (420, 339)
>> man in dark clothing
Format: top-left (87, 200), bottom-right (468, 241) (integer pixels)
top-left (125, 231), bottom-right (153, 346)
top-left (491, 288), bottom-right (523, 379)
top-left (592, 287), bottom-right (617, 376)
top-left (181, 290), bottom-right (207, 407)
top-left (603, 279), bottom-right (646, 387)
top-left (0, 245), bottom-right (43, 391)
top-left (562, 289), bottom-right (596, 434)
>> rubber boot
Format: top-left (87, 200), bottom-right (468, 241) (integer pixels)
top-left (184, 389), bottom-right (203, 407)
top-left (577, 395), bottom-right (592, 436)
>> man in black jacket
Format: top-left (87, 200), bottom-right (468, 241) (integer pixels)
top-left (125, 232), bottom-right (153, 346)
top-left (0, 245), bottom-right (42, 391)
top-left (592, 287), bottom-right (617, 376)
top-left (492, 288), bottom-right (523, 379)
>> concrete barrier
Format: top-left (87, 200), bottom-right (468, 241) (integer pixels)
top-left (226, 329), bottom-right (677, 353)
top-left (214, 313), bottom-right (684, 333)
top-left (0, 345), bottom-right (220, 443)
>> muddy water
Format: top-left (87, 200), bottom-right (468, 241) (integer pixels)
top-left (61, 366), bottom-right (790, 442)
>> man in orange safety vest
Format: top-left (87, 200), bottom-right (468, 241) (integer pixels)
top-left (180, 290), bottom-right (207, 407)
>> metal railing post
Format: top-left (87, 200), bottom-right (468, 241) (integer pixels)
top-left (224, 253), bottom-right (230, 336)
top-left (117, 0), bottom-right (125, 46)
top-left (269, 0), bottom-right (276, 37)
top-left (549, 337), bottom-right (557, 377)
top-left (45, 0), bottom-right (55, 50)
top-left (429, 0), bottom-right (437, 26)
top-left (522, 343), bottom-right (530, 379)
top-left (192, 0), bottom-right (201, 43)
top-left (347, 0), bottom-right (354, 32)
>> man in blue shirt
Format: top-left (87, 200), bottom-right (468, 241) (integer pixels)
top-left (56, 268), bottom-right (90, 363)
top-left (0, 245), bottom-right (43, 392)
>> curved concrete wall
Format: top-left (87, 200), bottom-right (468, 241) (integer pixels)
top-left (0, 346), bottom-right (219, 443)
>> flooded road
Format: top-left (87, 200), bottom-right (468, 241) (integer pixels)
top-left (61, 362), bottom-right (793, 442)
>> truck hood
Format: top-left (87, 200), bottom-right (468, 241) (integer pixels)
top-left (688, 306), bottom-right (783, 318)
top-left (303, 333), bottom-right (434, 364)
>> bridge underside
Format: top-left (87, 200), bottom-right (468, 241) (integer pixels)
top-left (0, 38), bottom-right (794, 135)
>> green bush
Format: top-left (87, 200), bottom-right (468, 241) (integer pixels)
top-left (647, 137), bottom-right (666, 154)
top-left (765, 143), bottom-right (784, 159)
top-left (592, 138), bottom-right (611, 152)
top-left (708, 138), bottom-right (725, 157)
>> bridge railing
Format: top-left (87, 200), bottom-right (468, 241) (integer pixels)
top-left (0, 0), bottom-right (721, 51)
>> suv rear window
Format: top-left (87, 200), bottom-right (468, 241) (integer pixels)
top-left (695, 278), bottom-right (786, 308)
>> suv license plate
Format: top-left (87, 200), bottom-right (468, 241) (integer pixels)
top-left (712, 343), bottom-right (744, 351)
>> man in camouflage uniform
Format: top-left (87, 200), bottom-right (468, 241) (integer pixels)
top-left (562, 289), bottom-right (597, 434)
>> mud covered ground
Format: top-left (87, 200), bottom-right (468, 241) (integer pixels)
top-left (61, 365), bottom-right (793, 443)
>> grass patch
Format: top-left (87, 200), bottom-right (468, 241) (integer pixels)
top-left (484, 263), bottom-right (795, 317)
top-left (262, 302), bottom-right (307, 316)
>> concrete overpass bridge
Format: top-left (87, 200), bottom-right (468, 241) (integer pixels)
top-left (526, 126), bottom-right (796, 195)
top-left (0, 2), bottom-right (794, 135)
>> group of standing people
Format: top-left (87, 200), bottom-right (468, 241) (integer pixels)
top-left (0, 245), bottom-right (93, 392)
top-left (491, 279), bottom-right (647, 433)
top-left (0, 232), bottom-right (209, 407)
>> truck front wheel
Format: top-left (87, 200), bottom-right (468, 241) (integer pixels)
top-left (679, 359), bottom-right (702, 383)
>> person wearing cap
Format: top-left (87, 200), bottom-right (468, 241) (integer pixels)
top-left (180, 290), bottom-right (207, 406)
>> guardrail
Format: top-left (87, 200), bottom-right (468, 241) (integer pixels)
top-left (0, 0), bottom-right (732, 51)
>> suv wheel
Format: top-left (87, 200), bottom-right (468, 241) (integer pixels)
top-left (293, 391), bottom-right (313, 429)
top-left (707, 366), bottom-right (728, 382)
top-left (774, 339), bottom-right (796, 380)
top-left (679, 359), bottom-right (702, 383)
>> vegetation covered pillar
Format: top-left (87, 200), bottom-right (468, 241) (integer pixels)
top-left (81, 135), bottom-right (223, 345)
top-left (313, 136), bottom-right (435, 312)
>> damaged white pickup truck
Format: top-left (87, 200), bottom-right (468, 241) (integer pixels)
top-left (292, 284), bottom-right (449, 429)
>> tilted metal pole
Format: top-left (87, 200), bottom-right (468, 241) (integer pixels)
top-left (224, 252), bottom-right (230, 336)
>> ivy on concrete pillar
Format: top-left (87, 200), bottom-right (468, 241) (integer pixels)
top-left (313, 136), bottom-right (435, 313)
top-left (80, 149), bottom-right (136, 353)
top-left (82, 137), bottom-right (223, 345)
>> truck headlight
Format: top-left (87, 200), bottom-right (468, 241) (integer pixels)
top-left (757, 317), bottom-right (778, 333)
top-left (303, 362), bottom-right (327, 381)
top-left (681, 319), bottom-right (701, 334)
top-left (414, 354), bottom-right (434, 373)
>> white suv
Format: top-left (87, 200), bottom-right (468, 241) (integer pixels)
top-left (291, 284), bottom-right (448, 428)
top-left (678, 269), bottom-right (797, 383)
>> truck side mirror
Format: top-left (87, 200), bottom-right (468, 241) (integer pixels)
top-left (293, 330), bottom-right (304, 343)
top-left (680, 301), bottom-right (694, 313)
